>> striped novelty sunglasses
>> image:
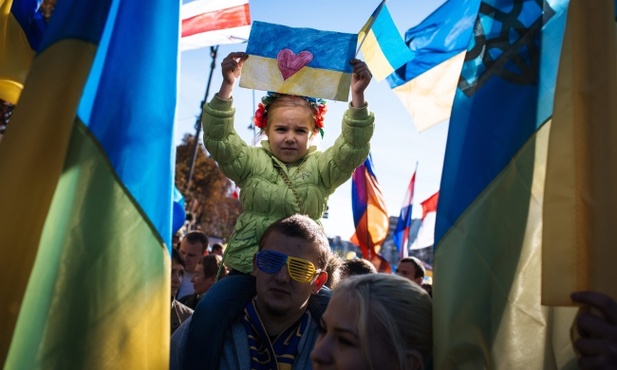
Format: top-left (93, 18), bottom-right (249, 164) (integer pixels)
top-left (256, 250), bottom-right (320, 283)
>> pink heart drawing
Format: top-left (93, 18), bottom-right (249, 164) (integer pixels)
top-left (277, 49), bottom-right (313, 80)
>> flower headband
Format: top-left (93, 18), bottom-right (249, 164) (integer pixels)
top-left (253, 92), bottom-right (327, 138)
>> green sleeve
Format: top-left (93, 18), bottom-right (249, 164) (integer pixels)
top-left (318, 103), bottom-right (375, 193)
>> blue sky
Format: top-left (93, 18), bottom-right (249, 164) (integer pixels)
top-left (177, 0), bottom-right (448, 239)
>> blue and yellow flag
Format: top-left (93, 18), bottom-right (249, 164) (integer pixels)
top-left (542, 0), bottom-right (617, 305)
top-left (358, 0), bottom-right (413, 82)
top-left (0, 0), bottom-right (47, 104)
top-left (0, 0), bottom-right (178, 368)
top-left (433, 0), bottom-right (581, 368)
top-left (387, 0), bottom-right (480, 131)
top-left (240, 21), bottom-right (357, 101)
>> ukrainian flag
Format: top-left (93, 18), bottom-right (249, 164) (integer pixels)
top-left (433, 0), bottom-right (582, 368)
top-left (240, 21), bottom-right (357, 101)
top-left (0, 0), bottom-right (178, 368)
top-left (387, 0), bottom-right (481, 132)
top-left (542, 0), bottom-right (617, 304)
top-left (0, 0), bottom-right (47, 104)
top-left (358, 1), bottom-right (413, 82)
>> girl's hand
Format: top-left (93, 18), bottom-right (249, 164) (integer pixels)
top-left (219, 52), bottom-right (249, 99)
top-left (350, 59), bottom-right (372, 96)
top-left (350, 59), bottom-right (371, 108)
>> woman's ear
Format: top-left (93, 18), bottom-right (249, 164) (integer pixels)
top-left (311, 271), bottom-right (328, 294)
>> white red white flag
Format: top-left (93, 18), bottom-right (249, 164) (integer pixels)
top-left (181, 0), bottom-right (251, 51)
top-left (411, 191), bottom-right (439, 250)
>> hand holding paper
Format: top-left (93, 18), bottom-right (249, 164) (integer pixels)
top-left (219, 52), bottom-right (248, 99)
top-left (239, 21), bottom-right (357, 101)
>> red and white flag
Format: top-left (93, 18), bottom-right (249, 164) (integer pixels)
top-left (411, 191), bottom-right (439, 250)
top-left (181, 0), bottom-right (251, 51)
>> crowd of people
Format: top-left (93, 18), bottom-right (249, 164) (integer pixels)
top-left (170, 215), bottom-right (435, 370)
top-left (169, 222), bottom-right (617, 370)
top-left (165, 51), bottom-right (617, 369)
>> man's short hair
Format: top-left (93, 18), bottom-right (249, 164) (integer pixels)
top-left (341, 258), bottom-right (377, 277)
top-left (397, 256), bottom-right (426, 279)
top-left (183, 231), bottom-right (209, 252)
top-left (211, 243), bottom-right (224, 253)
top-left (258, 214), bottom-right (331, 270)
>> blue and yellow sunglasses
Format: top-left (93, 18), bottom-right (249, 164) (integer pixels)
top-left (256, 250), bottom-right (320, 283)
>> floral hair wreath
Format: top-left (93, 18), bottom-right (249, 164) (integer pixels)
top-left (253, 92), bottom-right (327, 138)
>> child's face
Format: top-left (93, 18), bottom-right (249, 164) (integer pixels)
top-left (265, 104), bottom-right (315, 164)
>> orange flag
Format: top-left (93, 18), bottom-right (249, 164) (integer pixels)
top-left (350, 154), bottom-right (391, 272)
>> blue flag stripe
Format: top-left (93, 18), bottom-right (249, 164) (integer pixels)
top-left (75, 0), bottom-right (178, 247)
top-left (435, 0), bottom-right (569, 243)
top-left (246, 21), bottom-right (356, 72)
top-left (387, 0), bottom-right (480, 88)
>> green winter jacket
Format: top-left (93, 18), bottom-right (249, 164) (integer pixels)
top-left (203, 94), bottom-right (374, 274)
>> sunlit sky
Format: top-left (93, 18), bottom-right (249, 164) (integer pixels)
top-left (177, 0), bottom-right (448, 239)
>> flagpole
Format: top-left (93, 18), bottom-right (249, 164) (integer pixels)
top-left (404, 161), bottom-right (419, 255)
top-left (185, 45), bottom-right (219, 191)
top-left (355, 0), bottom-right (386, 57)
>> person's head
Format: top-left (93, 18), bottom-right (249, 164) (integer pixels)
top-left (325, 253), bottom-right (343, 289)
top-left (171, 248), bottom-right (185, 300)
top-left (172, 232), bottom-right (182, 248)
top-left (421, 283), bottom-right (432, 298)
top-left (253, 214), bottom-right (330, 322)
top-left (210, 242), bottom-right (224, 256)
top-left (311, 274), bottom-right (433, 370)
top-left (179, 231), bottom-right (209, 273)
top-left (340, 258), bottom-right (377, 279)
top-left (191, 254), bottom-right (227, 295)
top-left (395, 257), bottom-right (425, 285)
top-left (253, 93), bottom-right (327, 164)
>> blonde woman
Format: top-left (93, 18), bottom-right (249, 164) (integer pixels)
top-left (312, 274), bottom-right (432, 370)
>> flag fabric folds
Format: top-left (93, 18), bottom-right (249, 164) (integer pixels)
top-left (386, 0), bottom-right (481, 132)
top-left (0, 0), bottom-right (178, 368)
top-left (542, 0), bottom-right (617, 304)
top-left (173, 186), bottom-right (187, 235)
top-left (240, 21), bottom-right (357, 101)
top-left (392, 168), bottom-right (416, 259)
top-left (433, 0), bottom-right (579, 368)
top-left (350, 154), bottom-right (391, 273)
top-left (411, 191), bottom-right (438, 250)
top-left (358, 0), bottom-right (413, 82)
top-left (0, 0), bottom-right (47, 104)
top-left (180, 0), bottom-right (251, 51)
top-left (421, 191), bottom-right (439, 220)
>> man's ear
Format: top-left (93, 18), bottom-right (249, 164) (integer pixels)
top-left (311, 271), bottom-right (328, 294)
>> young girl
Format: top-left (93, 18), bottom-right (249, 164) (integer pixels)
top-left (181, 52), bottom-right (374, 369)
top-left (204, 51), bottom-right (374, 275)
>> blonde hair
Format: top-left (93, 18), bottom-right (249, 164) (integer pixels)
top-left (266, 95), bottom-right (318, 132)
top-left (335, 273), bottom-right (432, 370)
